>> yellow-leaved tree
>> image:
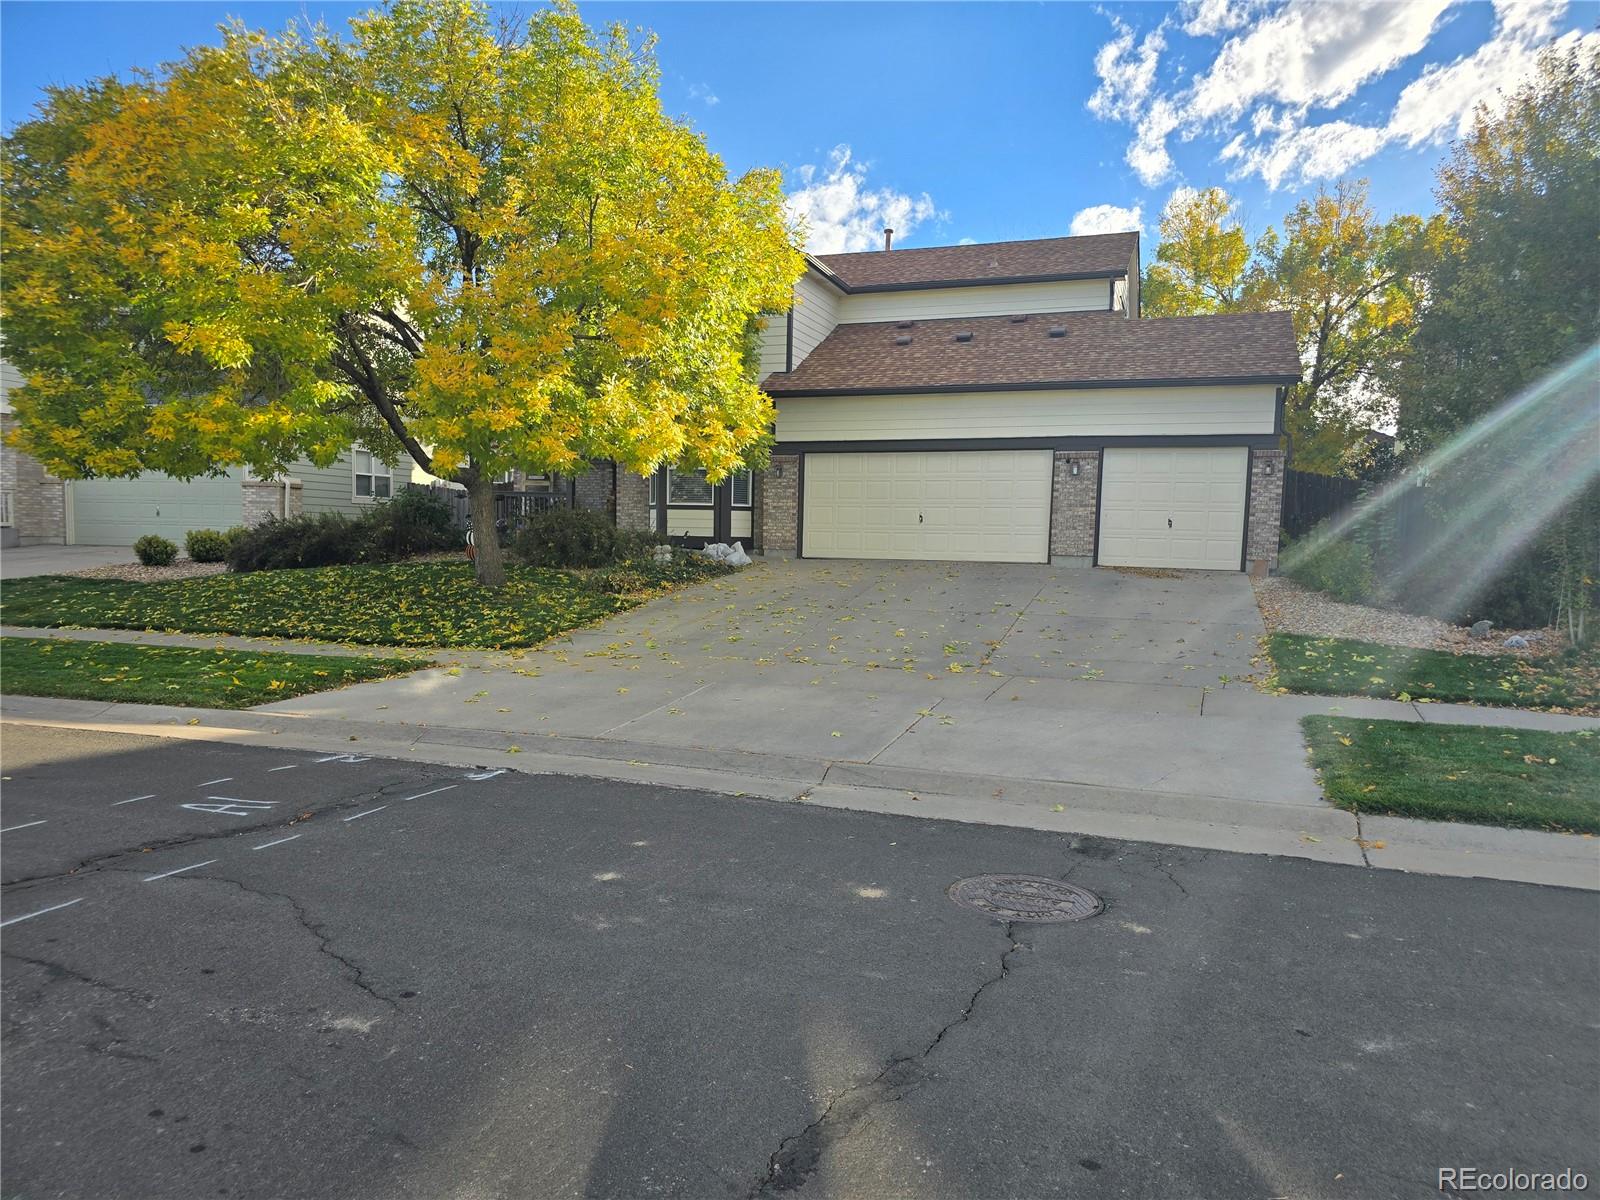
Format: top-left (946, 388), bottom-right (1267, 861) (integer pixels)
top-left (1, 0), bottom-right (802, 584)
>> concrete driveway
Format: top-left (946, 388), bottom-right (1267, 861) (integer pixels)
top-left (264, 560), bottom-right (1326, 818)
top-left (1, 544), bottom-right (133, 578)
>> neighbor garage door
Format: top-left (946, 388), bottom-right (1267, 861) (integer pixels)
top-left (1097, 447), bottom-right (1248, 571)
top-left (70, 471), bottom-right (244, 546)
top-left (802, 450), bottom-right (1051, 563)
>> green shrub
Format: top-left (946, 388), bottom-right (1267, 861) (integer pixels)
top-left (133, 534), bottom-right (178, 567)
top-left (227, 513), bottom-right (370, 573)
top-left (184, 528), bottom-right (232, 563)
top-left (512, 507), bottom-right (624, 568)
top-left (1284, 525), bottom-right (1375, 604)
top-left (365, 488), bottom-right (463, 559)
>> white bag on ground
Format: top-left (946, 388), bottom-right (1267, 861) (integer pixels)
top-left (700, 541), bottom-right (751, 566)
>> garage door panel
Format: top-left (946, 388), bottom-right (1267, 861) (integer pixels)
top-left (803, 450), bottom-right (1050, 563)
top-left (1098, 448), bottom-right (1247, 571)
top-left (70, 471), bottom-right (245, 547)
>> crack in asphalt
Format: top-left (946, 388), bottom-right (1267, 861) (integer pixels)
top-left (1, 951), bottom-right (158, 1007)
top-left (165, 872), bottom-right (403, 1013)
top-left (0, 774), bottom-right (442, 895)
top-left (750, 920), bottom-right (1029, 1198)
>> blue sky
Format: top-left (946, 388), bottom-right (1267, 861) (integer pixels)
top-left (3, 1), bottom-right (1595, 258)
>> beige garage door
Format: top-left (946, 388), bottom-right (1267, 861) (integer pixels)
top-left (802, 450), bottom-right (1052, 563)
top-left (1098, 447), bottom-right (1248, 570)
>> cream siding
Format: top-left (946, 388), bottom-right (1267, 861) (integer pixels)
top-left (730, 509), bottom-right (753, 540)
top-left (837, 279), bottom-right (1112, 325)
top-left (757, 312), bottom-right (788, 380)
top-left (664, 507), bottom-right (714, 537)
top-left (774, 384), bottom-right (1279, 443)
top-left (0, 359), bottom-right (24, 411)
top-left (791, 270), bottom-right (843, 367)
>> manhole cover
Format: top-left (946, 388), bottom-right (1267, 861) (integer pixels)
top-left (947, 875), bottom-right (1103, 923)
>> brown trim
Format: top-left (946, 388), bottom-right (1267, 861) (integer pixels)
top-left (785, 308), bottom-right (794, 374)
top-left (1090, 449), bottom-right (1106, 567)
top-left (1108, 278), bottom-right (1116, 311)
top-left (767, 374), bottom-right (1302, 397)
top-left (1241, 447), bottom-right (1255, 572)
top-left (775, 433), bottom-right (1280, 455)
top-left (1045, 451), bottom-right (1057, 559)
top-left (794, 453), bottom-right (806, 559)
top-left (654, 466), bottom-right (668, 537)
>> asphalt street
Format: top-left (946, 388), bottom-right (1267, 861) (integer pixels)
top-left (1, 723), bottom-right (1596, 1199)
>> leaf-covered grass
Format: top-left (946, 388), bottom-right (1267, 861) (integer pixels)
top-left (0, 558), bottom-right (734, 649)
top-left (0, 637), bottom-right (421, 709)
top-left (1266, 633), bottom-right (1599, 713)
top-left (1302, 716), bottom-right (1600, 833)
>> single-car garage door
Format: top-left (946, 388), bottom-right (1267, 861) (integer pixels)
top-left (803, 450), bottom-right (1051, 563)
top-left (1097, 447), bottom-right (1248, 571)
top-left (70, 471), bottom-right (244, 546)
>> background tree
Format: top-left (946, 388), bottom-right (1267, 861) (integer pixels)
top-left (1249, 181), bottom-right (1432, 474)
top-left (1387, 43), bottom-right (1600, 632)
top-left (1141, 187), bottom-right (1252, 316)
top-left (1, 0), bottom-right (802, 585)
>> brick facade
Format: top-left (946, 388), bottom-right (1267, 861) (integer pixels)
top-left (614, 468), bottom-right (652, 532)
top-left (1245, 447), bottom-right (1285, 575)
top-left (1, 413), bottom-right (66, 545)
top-left (241, 478), bottom-right (304, 527)
top-left (759, 456), bottom-right (799, 555)
top-left (572, 465), bottom-right (613, 516)
top-left (1049, 450), bottom-right (1099, 564)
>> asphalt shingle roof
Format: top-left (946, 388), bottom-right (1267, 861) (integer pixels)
top-left (762, 310), bottom-right (1302, 394)
top-left (813, 233), bottom-right (1137, 291)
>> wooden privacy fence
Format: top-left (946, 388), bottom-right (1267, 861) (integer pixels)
top-left (1281, 469), bottom-right (1362, 539)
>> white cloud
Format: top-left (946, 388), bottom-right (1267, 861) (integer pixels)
top-left (786, 145), bottom-right (938, 254)
top-left (1180, 0), bottom-right (1264, 37)
top-left (957, 237), bottom-right (978, 245)
top-left (1069, 202), bottom-right (1144, 236)
top-left (1088, 16), bottom-right (1167, 122)
top-left (1088, 0), bottom-right (1596, 190)
top-left (687, 82), bottom-right (719, 107)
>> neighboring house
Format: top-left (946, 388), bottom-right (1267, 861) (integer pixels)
top-left (578, 231), bottom-right (1300, 573)
top-left (0, 360), bottom-right (463, 548)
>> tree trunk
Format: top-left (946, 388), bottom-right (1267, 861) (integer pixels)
top-left (467, 474), bottom-right (507, 587)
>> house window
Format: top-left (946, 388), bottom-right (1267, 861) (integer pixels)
top-left (666, 467), bottom-right (714, 506)
top-left (730, 469), bottom-right (752, 508)
top-left (353, 448), bottom-right (392, 499)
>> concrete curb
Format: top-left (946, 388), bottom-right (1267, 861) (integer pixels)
top-left (4, 694), bottom-right (1594, 891)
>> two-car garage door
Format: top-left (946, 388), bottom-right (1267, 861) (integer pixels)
top-left (799, 446), bottom-right (1249, 570)
top-left (803, 450), bottom-right (1052, 563)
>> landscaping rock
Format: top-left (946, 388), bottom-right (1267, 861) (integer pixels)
top-left (1469, 619), bottom-right (1493, 639)
top-left (1504, 635), bottom-right (1530, 649)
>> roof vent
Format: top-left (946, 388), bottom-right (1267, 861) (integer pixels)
top-left (954, 331), bottom-right (973, 343)
top-left (1009, 314), bottom-right (1028, 323)
top-left (894, 335), bottom-right (913, 346)
top-left (895, 320), bottom-right (914, 329)
top-left (1048, 326), bottom-right (1067, 338)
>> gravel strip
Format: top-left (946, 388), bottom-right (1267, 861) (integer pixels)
top-left (66, 560), bottom-right (229, 583)
top-left (1252, 576), bottom-right (1562, 657)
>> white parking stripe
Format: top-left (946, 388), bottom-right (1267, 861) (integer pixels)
top-left (252, 834), bottom-right (303, 850)
top-left (0, 820), bottom-right (47, 833)
top-left (112, 794), bottom-right (156, 806)
top-left (343, 806), bottom-right (388, 823)
top-left (267, 765), bottom-right (298, 772)
top-left (196, 778), bottom-right (232, 787)
top-left (0, 898), bottom-right (83, 928)
top-left (142, 859), bottom-right (217, 882)
top-left (404, 785), bottom-right (458, 802)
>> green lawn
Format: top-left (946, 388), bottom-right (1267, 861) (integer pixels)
top-left (0, 637), bottom-right (421, 709)
top-left (0, 558), bottom-right (731, 649)
top-left (1302, 716), bottom-right (1600, 833)
top-left (1267, 633), bottom-right (1599, 713)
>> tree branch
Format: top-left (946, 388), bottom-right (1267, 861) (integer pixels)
top-left (331, 331), bottom-right (439, 480)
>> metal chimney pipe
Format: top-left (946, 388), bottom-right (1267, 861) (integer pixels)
top-left (883, 228), bottom-right (894, 252)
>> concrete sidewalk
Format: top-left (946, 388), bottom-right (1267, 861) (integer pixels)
top-left (5, 692), bottom-right (1596, 891)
